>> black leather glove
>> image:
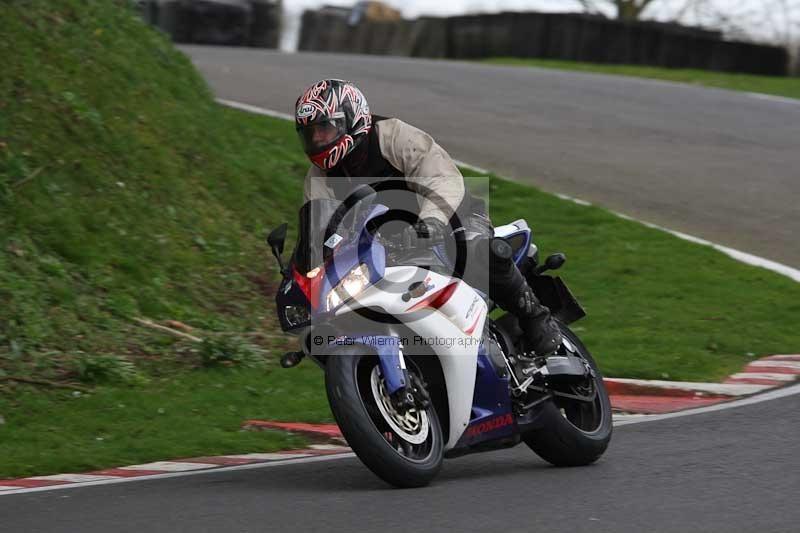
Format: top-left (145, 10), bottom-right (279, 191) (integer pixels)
top-left (404, 217), bottom-right (449, 248)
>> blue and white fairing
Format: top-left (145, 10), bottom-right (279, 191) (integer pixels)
top-left (276, 199), bottom-right (522, 450)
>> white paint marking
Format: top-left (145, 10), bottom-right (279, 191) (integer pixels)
top-left (215, 99), bottom-right (800, 285)
top-left (452, 159), bottom-right (489, 175)
top-left (216, 98), bottom-right (293, 120)
top-left (766, 354), bottom-right (800, 361)
top-left (605, 377), bottom-right (770, 396)
top-left (728, 372), bottom-right (797, 382)
top-left (610, 211), bottom-right (800, 283)
top-left (611, 413), bottom-right (650, 423)
top-left (28, 474), bottom-right (119, 483)
top-left (748, 360), bottom-right (800, 370)
top-left (225, 453), bottom-right (313, 461)
top-left (614, 382), bottom-right (800, 426)
top-left (0, 486), bottom-right (18, 491)
top-left (121, 461), bottom-right (218, 472)
top-left (0, 453), bottom-right (356, 496)
top-left (307, 444), bottom-right (351, 451)
top-left (555, 193), bottom-right (592, 206)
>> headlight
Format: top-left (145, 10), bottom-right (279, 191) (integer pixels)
top-left (326, 263), bottom-right (370, 311)
top-left (284, 305), bottom-right (310, 328)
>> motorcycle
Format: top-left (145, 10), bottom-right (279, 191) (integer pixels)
top-left (267, 187), bottom-right (612, 488)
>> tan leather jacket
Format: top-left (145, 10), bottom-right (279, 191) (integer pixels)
top-left (303, 118), bottom-right (465, 224)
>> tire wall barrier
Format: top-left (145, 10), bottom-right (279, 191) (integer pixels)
top-left (138, 0), bottom-right (281, 48)
top-left (249, 1), bottom-right (281, 48)
top-left (189, 2), bottom-right (252, 46)
top-left (156, 0), bottom-right (190, 43)
top-left (410, 17), bottom-right (449, 58)
top-left (134, 0), bottom-right (160, 26)
top-left (298, 10), bottom-right (789, 76)
top-left (790, 47), bottom-right (800, 76)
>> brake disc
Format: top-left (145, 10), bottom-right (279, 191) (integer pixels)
top-left (370, 366), bottom-right (429, 445)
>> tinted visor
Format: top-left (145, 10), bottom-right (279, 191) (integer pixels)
top-left (297, 117), bottom-right (347, 155)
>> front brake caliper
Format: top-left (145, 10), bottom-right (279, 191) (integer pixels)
top-left (390, 374), bottom-right (431, 413)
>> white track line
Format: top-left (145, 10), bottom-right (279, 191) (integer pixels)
top-left (120, 461), bottom-right (219, 472)
top-left (728, 372), bottom-right (797, 382)
top-left (748, 360), bottom-right (800, 370)
top-left (217, 98), bottom-right (293, 120)
top-left (0, 453), bottom-right (356, 496)
top-left (551, 196), bottom-right (800, 283)
top-left (605, 377), bottom-right (770, 396)
top-left (225, 452), bottom-right (313, 460)
top-left (452, 159), bottom-right (490, 174)
top-left (28, 474), bottom-right (120, 483)
top-left (615, 382), bottom-right (800, 426)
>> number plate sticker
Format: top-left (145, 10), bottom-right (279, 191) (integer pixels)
top-left (324, 233), bottom-right (343, 249)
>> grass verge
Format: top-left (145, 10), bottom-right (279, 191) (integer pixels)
top-left (0, 365), bottom-right (329, 479)
top-left (1, 1), bottom-right (798, 478)
top-left (483, 57), bottom-right (800, 100)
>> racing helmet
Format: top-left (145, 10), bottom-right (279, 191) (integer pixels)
top-left (295, 79), bottom-right (373, 170)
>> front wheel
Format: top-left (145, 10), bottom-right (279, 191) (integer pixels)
top-left (325, 352), bottom-right (444, 488)
top-left (522, 323), bottom-right (612, 466)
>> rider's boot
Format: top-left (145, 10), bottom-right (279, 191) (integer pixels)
top-left (489, 238), bottom-right (561, 356)
top-left (510, 284), bottom-right (562, 356)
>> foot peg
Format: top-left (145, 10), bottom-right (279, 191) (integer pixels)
top-left (280, 351), bottom-right (305, 368)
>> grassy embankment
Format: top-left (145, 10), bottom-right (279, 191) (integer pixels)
top-left (1, 0), bottom-right (798, 478)
top-left (484, 57), bottom-right (800, 100)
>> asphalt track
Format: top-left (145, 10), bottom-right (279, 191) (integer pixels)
top-left (4, 389), bottom-right (798, 532)
top-left (182, 46), bottom-right (800, 268)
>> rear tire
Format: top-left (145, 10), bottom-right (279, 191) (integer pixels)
top-left (325, 353), bottom-right (444, 488)
top-left (522, 323), bottom-right (612, 466)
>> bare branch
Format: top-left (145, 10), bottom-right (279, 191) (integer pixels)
top-left (132, 317), bottom-right (204, 343)
top-left (576, 0), bottom-right (604, 14)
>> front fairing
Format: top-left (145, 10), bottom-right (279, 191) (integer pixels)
top-left (276, 199), bottom-right (387, 330)
top-left (310, 226), bottom-right (387, 315)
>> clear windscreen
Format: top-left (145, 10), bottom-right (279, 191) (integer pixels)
top-left (292, 186), bottom-right (377, 274)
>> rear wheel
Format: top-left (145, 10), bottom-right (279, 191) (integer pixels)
top-left (522, 323), bottom-right (612, 466)
top-left (325, 352), bottom-right (443, 488)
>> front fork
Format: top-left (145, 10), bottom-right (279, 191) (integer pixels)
top-left (285, 334), bottom-right (428, 411)
top-left (349, 338), bottom-right (430, 412)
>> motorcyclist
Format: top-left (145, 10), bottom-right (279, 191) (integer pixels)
top-left (295, 79), bottom-right (561, 356)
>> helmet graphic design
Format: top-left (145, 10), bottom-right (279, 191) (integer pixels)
top-left (295, 79), bottom-right (372, 170)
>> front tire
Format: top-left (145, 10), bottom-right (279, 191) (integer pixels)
top-left (522, 323), bottom-right (612, 466)
top-left (325, 353), bottom-right (444, 488)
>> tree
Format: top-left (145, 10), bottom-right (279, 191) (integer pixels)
top-left (577, 0), bottom-right (800, 48)
top-left (577, 0), bottom-right (660, 20)
top-left (668, 0), bottom-right (800, 46)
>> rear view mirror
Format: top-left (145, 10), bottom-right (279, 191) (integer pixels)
top-left (535, 252), bottom-right (567, 275)
top-left (267, 223), bottom-right (288, 256)
top-left (267, 223), bottom-right (289, 275)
